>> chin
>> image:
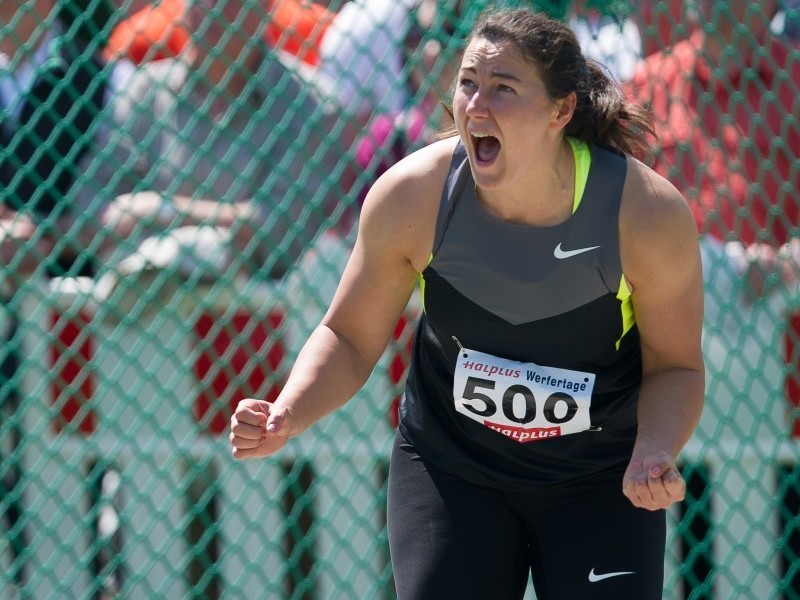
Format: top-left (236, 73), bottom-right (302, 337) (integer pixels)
top-left (471, 172), bottom-right (505, 193)
top-left (468, 159), bottom-right (504, 189)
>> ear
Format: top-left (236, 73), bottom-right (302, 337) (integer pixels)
top-left (551, 91), bottom-right (577, 130)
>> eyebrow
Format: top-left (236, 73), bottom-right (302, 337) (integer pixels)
top-left (459, 65), bottom-right (522, 83)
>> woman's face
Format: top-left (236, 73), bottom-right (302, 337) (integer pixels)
top-left (452, 36), bottom-right (564, 191)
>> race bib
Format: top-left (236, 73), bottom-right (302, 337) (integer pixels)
top-left (453, 347), bottom-right (596, 443)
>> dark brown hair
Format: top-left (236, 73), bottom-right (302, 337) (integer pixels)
top-left (444, 6), bottom-right (655, 155)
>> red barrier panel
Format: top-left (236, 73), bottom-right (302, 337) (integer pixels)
top-left (387, 312), bottom-right (415, 429)
top-left (194, 310), bottom-right (286, 435)
top-left (49, 310), bottom-right (96, 434)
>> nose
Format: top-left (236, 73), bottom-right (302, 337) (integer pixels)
top-left (465, 89), bottom-right (489, 118)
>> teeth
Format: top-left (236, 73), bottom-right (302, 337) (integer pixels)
top-left (471, 132), bottom-right (489, 138)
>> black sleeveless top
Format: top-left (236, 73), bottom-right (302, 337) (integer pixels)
top-left (399, 142), bottom-right (642, 489)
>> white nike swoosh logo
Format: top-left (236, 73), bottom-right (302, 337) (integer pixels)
top-left (554, 242), bottom-right (601, 259)
top-left (588, 568), bottom-right (636, 582)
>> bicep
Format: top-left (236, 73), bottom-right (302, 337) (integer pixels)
top-left (319, 167), bottom-right (434, 367)
top-left (625, 186), bottom-right (704, 374)
top-left (321, 227), bottom-right (420, 369)
top-left (634, 255), bottom-right (703, 376)
top-left (319, 138), bottom-right (451, 364)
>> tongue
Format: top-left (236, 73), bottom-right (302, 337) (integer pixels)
top-left (476, 136), bottom-right (500, 162)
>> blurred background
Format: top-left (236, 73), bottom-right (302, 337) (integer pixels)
top-left (1, 0), bottom-right (799, 598)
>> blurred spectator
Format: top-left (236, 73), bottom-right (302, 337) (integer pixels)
top-left (76, 0), bottom-right (341, 282)
top-left (625, 0), bottom-right (799, 302)
top-left (105, 0), bottom-right (190, 64)
top-left (353, 0), bottom-right (463, 200)
top-left (107, 0), bottom-right (335, 68)
top-left (315, 0), bottom-right (419, 127)
top-left (1, 0), bottom-right (109, 276)
top-left (1, 0), bottom-right (111, 589)
top-left (567, 0), bottom-right (642, 82)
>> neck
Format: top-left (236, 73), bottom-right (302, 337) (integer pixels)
top-left (477, 137), bottom-right (575, 226)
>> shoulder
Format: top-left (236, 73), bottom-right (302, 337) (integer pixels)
top-left (365, 135), bottom-right (460, 214)
top-left (619, 157), bottom-right (699, 289)
top-left (359, 136), bottom-right (460, 272)
top-left (622, 153), bottom-right (680, 196)
top-left (621, 156), bottom-right (694, 234)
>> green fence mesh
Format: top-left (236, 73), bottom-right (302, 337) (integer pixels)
top-left (1, 0), bottom-right (799, 598)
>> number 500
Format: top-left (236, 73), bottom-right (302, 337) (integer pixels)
top-left (460, 376), bottom-right (579, 425)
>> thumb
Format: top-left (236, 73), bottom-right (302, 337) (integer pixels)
top-left (266, 410), bottom-right (285, 435)
top-left (661, 466), bottom-right (685, 489)
top-left (648, 459), bottom-right (678, 480)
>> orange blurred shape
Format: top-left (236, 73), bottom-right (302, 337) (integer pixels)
top-left (264, 0), bottom-right (332, 66)
top-left (106, 0), bottom-right (190, 64)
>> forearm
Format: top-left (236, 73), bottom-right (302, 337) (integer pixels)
top-left (274, 323), bottom-right (379, 436)
top-left (633, 367), bottom-right (705, 460)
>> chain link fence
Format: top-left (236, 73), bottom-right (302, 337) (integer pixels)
top-left (1, 0), bottom-right (799, 598)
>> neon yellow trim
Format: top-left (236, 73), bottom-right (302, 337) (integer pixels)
top-left (615, 274), bottom-right (635, 350)
top-left (569, 139), bottom-right (632, 348)
top-left (419, 254), bottom-right (434, 314)
top-left (419, 273), bottom-right (426, 314)
top-left (567, 137), bottom-right (591, 214)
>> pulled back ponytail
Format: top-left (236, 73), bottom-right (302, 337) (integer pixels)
top-left (566, 57), bottom-right (654, 155)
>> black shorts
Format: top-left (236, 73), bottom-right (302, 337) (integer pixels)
top-left (387, 430), bottom-right (666, 600)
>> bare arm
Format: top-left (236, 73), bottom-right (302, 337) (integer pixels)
top-left (229, 139), bottom-right (456, 459)
top-left (620, 158), bottom-right (705, 510)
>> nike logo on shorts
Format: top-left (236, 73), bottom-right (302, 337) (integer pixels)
top-left (553, 242), bottom-right (601, 259)
top-left (588, 568), bottom-right (636, 582)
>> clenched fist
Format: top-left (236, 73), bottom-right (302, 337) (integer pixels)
top-left (229, 399), bottom-right (297, 459)
top-left (622, 451), bottom-right (686, 511)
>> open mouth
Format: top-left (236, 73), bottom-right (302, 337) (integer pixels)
top-left (472, 133), bottom-right (501, 165)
